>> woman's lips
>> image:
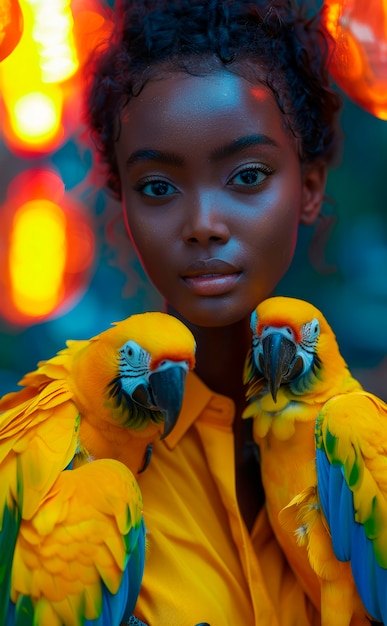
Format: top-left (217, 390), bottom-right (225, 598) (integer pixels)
top-left (183, 273), bottom-right (241, 295)
top-left (181, 259), bottom-right (241, 296)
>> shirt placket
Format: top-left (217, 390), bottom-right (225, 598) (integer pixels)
top-left (194, 394), bottom-right (279, 626)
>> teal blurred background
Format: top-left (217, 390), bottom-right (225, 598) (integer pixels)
top-left (0, 2), bottom-right (386, 400)
top-left (281, 93), bottom-right (387, 398)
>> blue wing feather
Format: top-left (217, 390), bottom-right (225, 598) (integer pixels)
top-left (350, 522), bottom-right (382, 621)
top-left (315, 446), bottom-right (330, 520)
top-left (122, 518), bottom-right (146, 621)
top-left (374, 549), bottom-right (387, 623)
top-left (84, 579), bottom-right (129, 626)
top-left (85, 504), bottom-right (146, 626)
top-left (316, 449), bottom-right (352, 560)
top-left (316, 392), bottom-right (387, 624)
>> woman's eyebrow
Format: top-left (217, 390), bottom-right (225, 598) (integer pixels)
top-left (211, 134), bottom-right (278, 161)
top-left (125, 134), bottom-right (278, 167)
top-left (126, 149), bottom-right (184, 167)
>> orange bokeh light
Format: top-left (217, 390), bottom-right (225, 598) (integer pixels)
top-left (0, 169), bottom-right (95, 326)
top-left (322, 0), bottom-right (387, 119)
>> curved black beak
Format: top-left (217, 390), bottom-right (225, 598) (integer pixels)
top-left (148, 362), bottom-right (188, 439)
top-left (259, 333), bottom-right (302, 402)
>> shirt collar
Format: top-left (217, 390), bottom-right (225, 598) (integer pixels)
top-left (163, 371), bottom-right (234, 450)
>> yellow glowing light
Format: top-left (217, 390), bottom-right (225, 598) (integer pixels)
top-left (323, 2), bottom-right (341, 36)
top-left (9, 199), bottom-right (67, 316)
top-left (12, 90), bottom-right (61, 143)
top-left (0, 0), bottom-right (79, 152)
top-left (29, 0), bottom-right (78, 83)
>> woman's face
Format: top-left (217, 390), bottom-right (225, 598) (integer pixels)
top-left (115, 69), bottom-right (325, 327)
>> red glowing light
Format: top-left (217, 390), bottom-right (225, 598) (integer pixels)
top-left (0, 169), bottom-right (95, 326)
top-left (0, 0), bottom-right (23, 61)
top-left (322, 0), bottom-right (387, 119)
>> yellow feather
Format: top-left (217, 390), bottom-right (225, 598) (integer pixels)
top-left (11, 459), bottom-right (142, 619)
top-left (0, 383), bottom-right (78, 521)
top-left (33, 601), bottom-right (64, 626)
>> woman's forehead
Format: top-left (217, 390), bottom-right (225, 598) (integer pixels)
top-left (116, 68), bottom-right (298, 163)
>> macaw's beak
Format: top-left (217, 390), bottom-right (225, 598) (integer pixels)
top-left (259, 332), bottom-right (303, 403)
top-left (148, 361), bottom-right (189, 439)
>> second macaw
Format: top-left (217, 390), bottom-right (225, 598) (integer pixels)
top-left (0, 311), bottom-right (196, 626)
top-left (243, 296), bottom-right (387, 626)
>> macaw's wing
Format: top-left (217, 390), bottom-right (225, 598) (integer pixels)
top-left (0, 378), bottom-right (79, 520)
top-left (8, 459), bottom-right (146, 626)
top-left (0, 378), bottom-right (80, 626)
top-left (315, 391), bottom-right (387, 623)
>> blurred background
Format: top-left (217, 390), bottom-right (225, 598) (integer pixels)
top-left (0, 0), bottom-right (386, 399)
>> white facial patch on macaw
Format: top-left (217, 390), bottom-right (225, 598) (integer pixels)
top-left (297, 318), bottom-right (320, 374)
top-left (118, 340), bottom-right (153, 400)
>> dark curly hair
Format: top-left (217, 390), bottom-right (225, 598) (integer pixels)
top-left (85, 0), bottom-right (342, 199)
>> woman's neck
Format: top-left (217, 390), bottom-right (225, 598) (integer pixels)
top-left (166, 306), bottom-right (252, 403)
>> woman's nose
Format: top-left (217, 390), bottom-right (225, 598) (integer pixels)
top-left (181, 191), bottom-right (231, 245)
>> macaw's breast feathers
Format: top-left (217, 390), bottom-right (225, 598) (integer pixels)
top-left (279, 485), bottom-right (345, 583)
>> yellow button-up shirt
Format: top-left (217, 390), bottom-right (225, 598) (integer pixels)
top-left (135, 372), bottom-right (319, 626)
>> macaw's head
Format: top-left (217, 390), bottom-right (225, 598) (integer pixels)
top-left (247, 296), bottom-right (339, 402)
top-left (73, 312), bottom-right (196, 439)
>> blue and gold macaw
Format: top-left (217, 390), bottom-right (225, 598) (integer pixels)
top-left (0, 312), bottom-right (196, 625)
top-left (243, 296), bottom-right (386, 626)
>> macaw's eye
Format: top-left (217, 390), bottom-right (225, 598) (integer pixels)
top-left (121, 340), bottom-right (142, 364)
top-left (311, 319), bottom-right (320, 336)
top-left (301, 318), bottom-right (320, 342)
top-left (119, 340), bottom-right (151, 372)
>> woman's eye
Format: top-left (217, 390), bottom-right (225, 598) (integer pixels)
top-left (136, 179), bottom-right (177, 197)
top-left (228, 165), bottom-right (272, 187)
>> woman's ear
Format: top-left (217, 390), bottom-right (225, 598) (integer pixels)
top-left (299, 161), bottom-right (327, 226)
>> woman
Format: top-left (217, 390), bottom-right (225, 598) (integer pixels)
top-left (86, 1), bottom-right (342, 623)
